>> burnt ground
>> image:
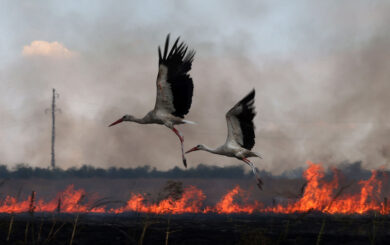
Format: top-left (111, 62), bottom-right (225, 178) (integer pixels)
top-left (0, 213), bottom-right (389, 245)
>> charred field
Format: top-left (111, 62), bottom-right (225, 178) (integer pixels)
top-left (0, 162), bottom-right (389, 244)
top-left (0, 212), bottom-right (390, 245)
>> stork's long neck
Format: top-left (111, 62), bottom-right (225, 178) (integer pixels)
top-left (126, 116), bottom-right (150, 124)
top-left (201, 145), bottom-right (223, 155)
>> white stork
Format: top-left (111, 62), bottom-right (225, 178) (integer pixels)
top-left (185, 90), bottom-right (263, 189)
top-left (109, 34), bottom-right (195, 168)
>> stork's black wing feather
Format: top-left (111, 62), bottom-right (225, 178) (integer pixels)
top-left (226, 90), bottom-right (256, 150)
top-left (158, 34), bottom-right (195, 118)
top-left (238, 90), bottom-right (256, 149)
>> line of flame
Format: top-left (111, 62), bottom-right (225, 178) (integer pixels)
top-left (0, 162), bottom-right (388, 215)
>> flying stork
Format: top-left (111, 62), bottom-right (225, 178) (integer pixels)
top-left (109, 34), bottom-right (195, 168)
top-left (185, 90), bottom-right (264, 189)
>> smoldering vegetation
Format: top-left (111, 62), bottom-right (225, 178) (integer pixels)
top-left (0, 161), bottom-right (388, 208)
top-left (0, 163), bottom-right (389, 244)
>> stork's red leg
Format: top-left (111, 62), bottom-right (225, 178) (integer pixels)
top-left (243, 158), bottom-right (263, 190)
top-left (172, 127), bottom-right (187, 168)
top-left (172, 127), bottom-right (184, 142)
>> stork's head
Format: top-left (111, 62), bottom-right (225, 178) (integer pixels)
top-left (108, 114), bottom-right (134, 127)
top-left (185, 144), bottom-right (206, 154)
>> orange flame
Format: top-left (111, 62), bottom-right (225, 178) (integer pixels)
top-left (0, 162), bottom-right (388, 215)
top-left (113, 186), bottom-right (206, 214)
top-left (267, 162), bottom-right (389, 214)
top-left (210, 185), bottom-right (262, 214)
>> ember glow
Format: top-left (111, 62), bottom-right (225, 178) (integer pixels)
top-left (0, 162), bottom-right (388, 215)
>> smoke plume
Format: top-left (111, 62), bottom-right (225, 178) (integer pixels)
top-left (1, 1), bottom-right (390, 174)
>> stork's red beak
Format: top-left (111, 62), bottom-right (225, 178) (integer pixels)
top-left (185, 146), bottom-right (199, 154)
top-left (109, 118), bottom-right (124, 127)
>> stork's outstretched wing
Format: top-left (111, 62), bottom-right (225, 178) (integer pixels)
top-left (225, 90), bottom-right (256, 150)
top-left (154, 34), bottom-right (195, 118)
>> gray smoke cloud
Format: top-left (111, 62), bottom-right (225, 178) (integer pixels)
top-left (1, 0), bottom-right (390, 174)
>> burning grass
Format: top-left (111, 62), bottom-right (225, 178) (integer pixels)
top-left (0, 162), bottom-right (388, 215)
top-left (0, 162), bottom-right (389, 244)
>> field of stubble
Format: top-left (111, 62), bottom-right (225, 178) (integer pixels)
top-left (0, 213), bottom-right (389, 245)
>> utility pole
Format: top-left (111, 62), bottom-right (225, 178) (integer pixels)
top-left (46, 89), bottom-right (61, 169)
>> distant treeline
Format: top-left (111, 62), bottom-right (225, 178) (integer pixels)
top-left (0, 164), bottom-right (263, 179)
top-left (0, 161), bottom-right (380, 179)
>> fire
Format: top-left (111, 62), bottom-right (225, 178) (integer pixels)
top-left (0, 185), bottom-right (105, 214)
top-left (211, 186), bottom-right (262, 214)
top-left (266, 163), bottom-right (340, 213)
top-left (267, 162), bottom-right (389, 215)
top-left (113, 186), bottom-right (206, 214)
top-left (0, 162), bottom-right (388, 215)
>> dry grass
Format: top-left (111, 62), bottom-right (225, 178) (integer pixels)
top-left (315, 218), bottom-right (326, 245)
top-left (6, 215), bottom-right (14, 241)
top-left (69, 213), bottom-right (79, 245)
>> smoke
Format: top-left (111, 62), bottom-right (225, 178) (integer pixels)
top-left (1, 1), bottom-right (390, 174)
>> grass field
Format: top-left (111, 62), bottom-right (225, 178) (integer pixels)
top-left (0, 212), bottom-right (389, 245)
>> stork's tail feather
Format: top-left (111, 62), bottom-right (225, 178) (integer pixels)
top-left (182, 119), bottom-right (196, 125)
top-left (251, 152), bottom-right (263, 159)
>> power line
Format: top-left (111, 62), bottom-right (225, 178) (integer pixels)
top-left (45, 89), bottom-right (61, 169)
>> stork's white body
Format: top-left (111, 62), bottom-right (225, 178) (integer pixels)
top-left (134, 110), bottom-right (186, 126)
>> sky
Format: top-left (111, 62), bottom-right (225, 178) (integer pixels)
top-left (0, 0), bottom-right (389, 173)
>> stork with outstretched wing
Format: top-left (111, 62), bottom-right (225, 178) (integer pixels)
top-left (186, 90), bottom-right (263, 189)
top-left (109, 34), bottom-right (195, 168)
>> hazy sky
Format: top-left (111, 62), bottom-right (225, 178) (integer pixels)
top-left (1, 0), bottom-right (390, 173)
